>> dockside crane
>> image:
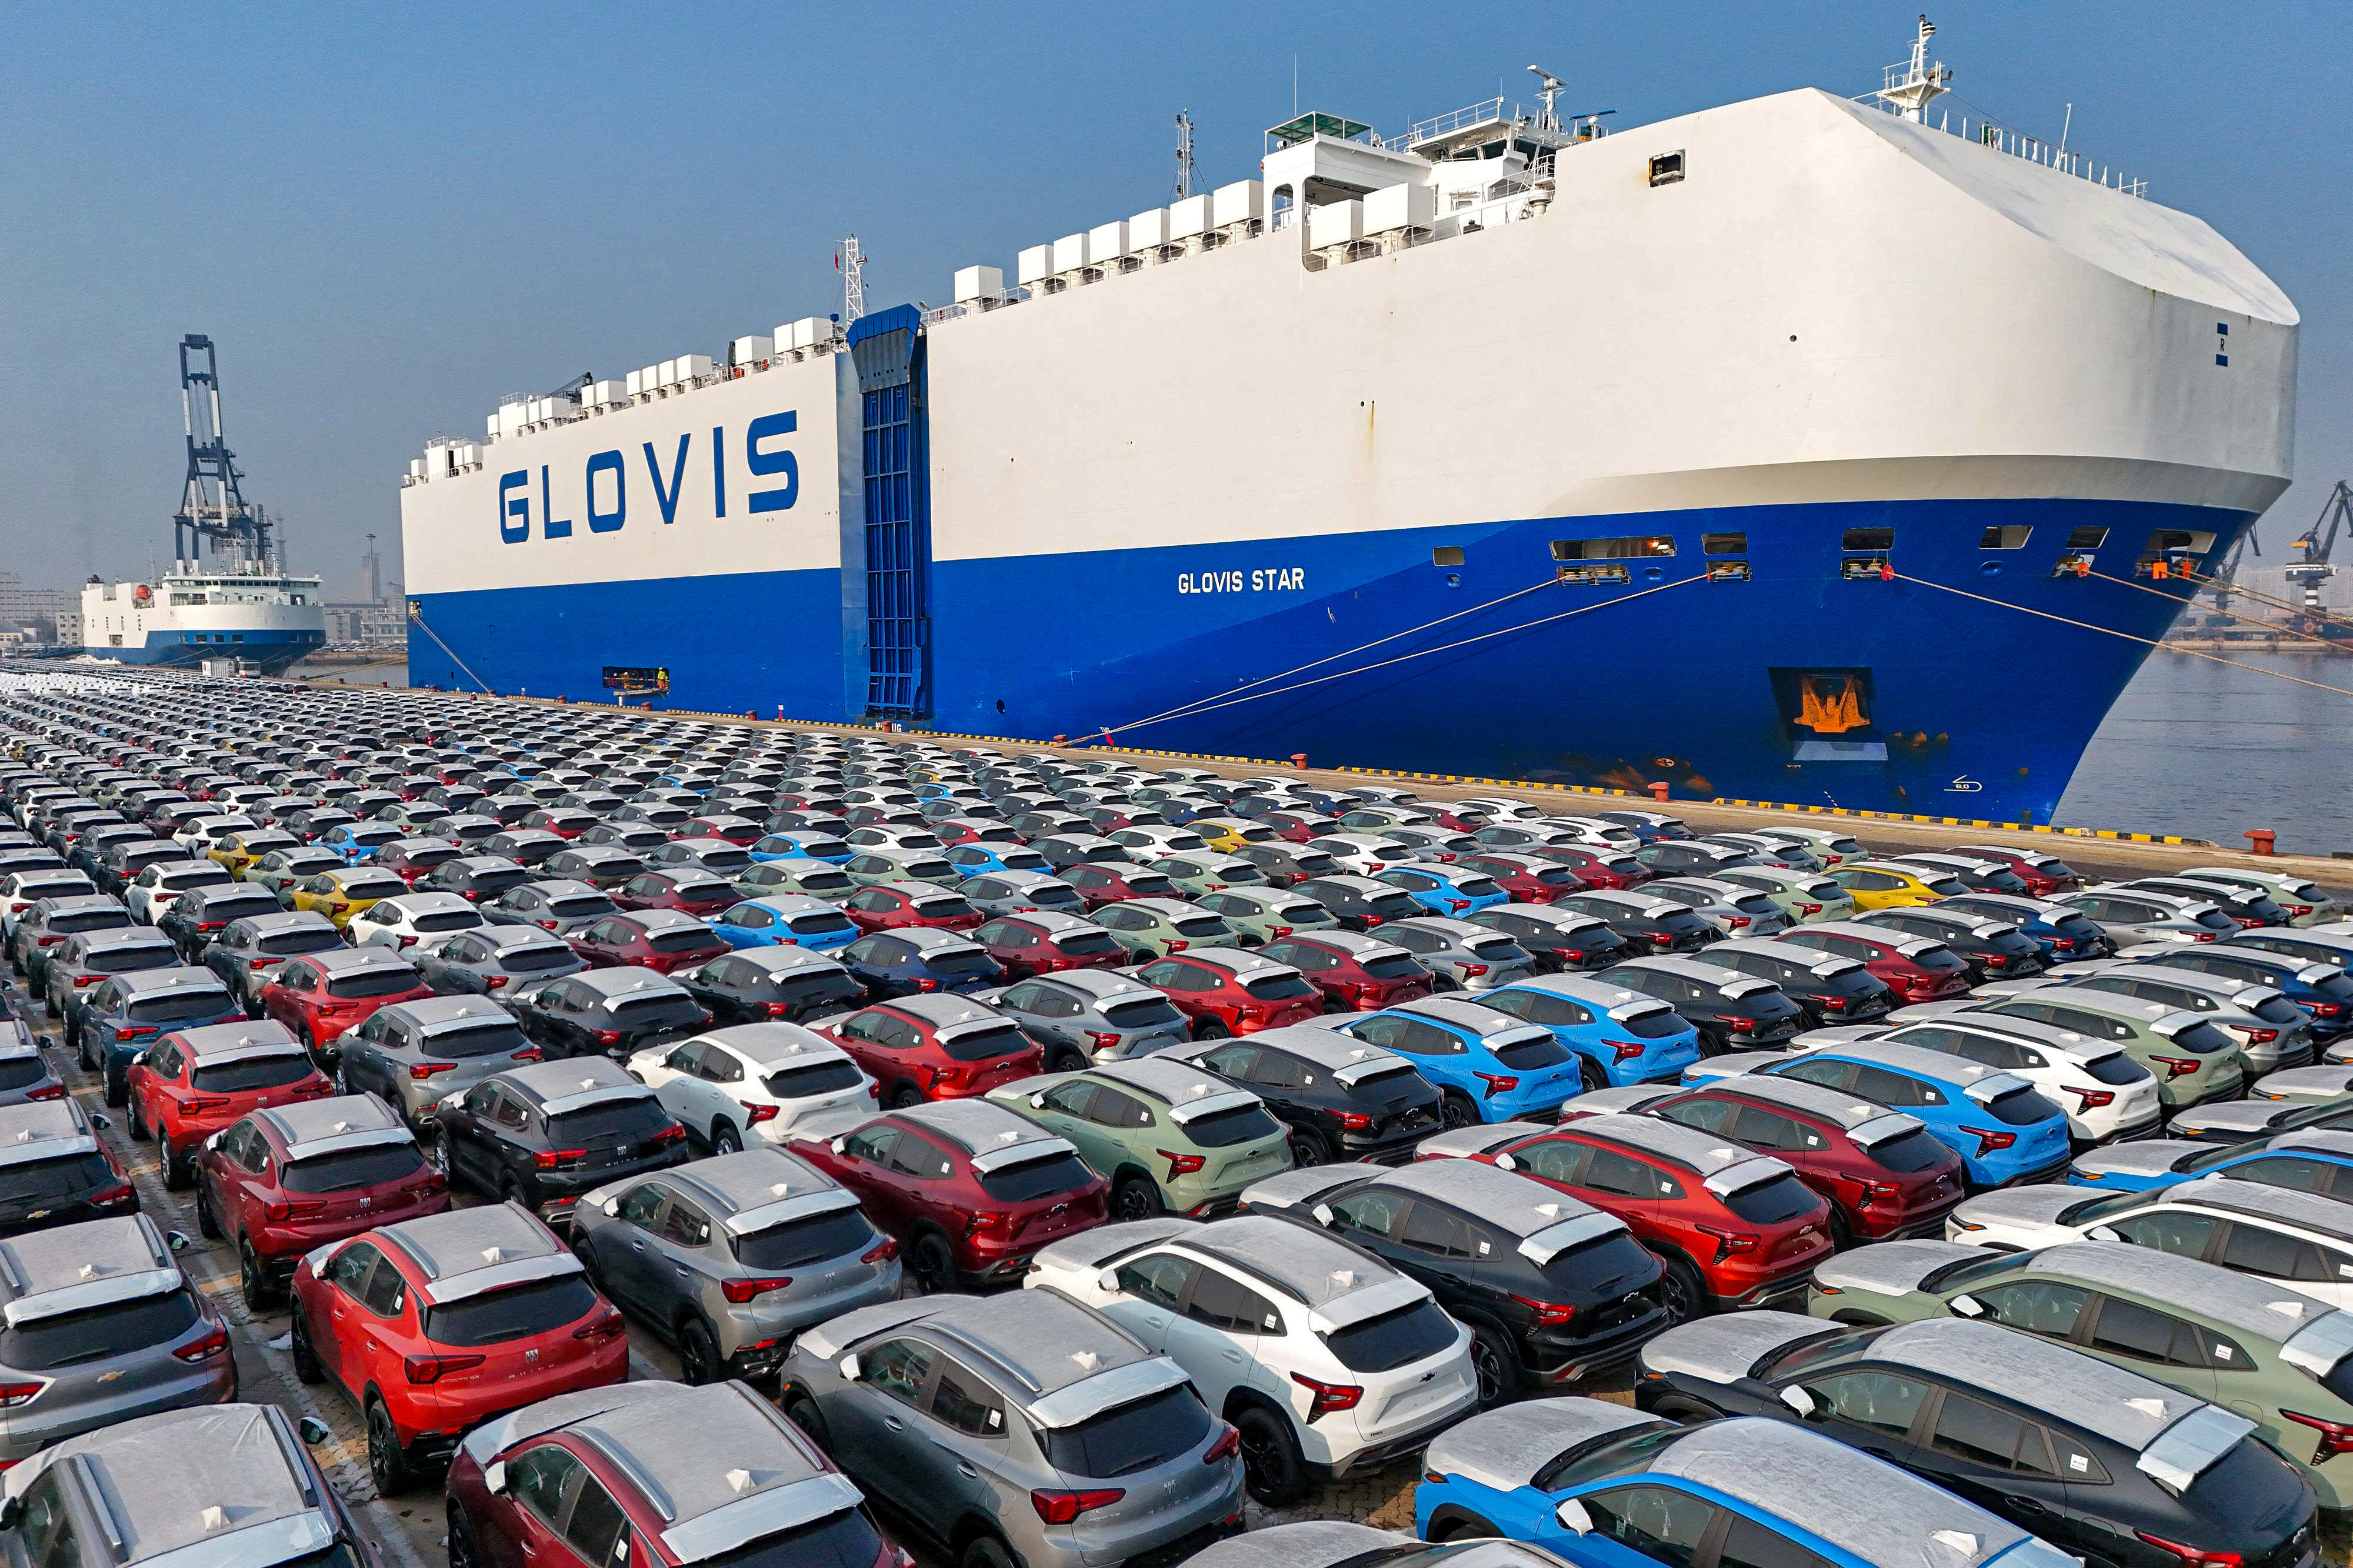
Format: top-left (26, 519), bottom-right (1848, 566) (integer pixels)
top-left (173, 334), bottom-right (274, 566)
top-left (2285, 479), bottom-right (2351, 635)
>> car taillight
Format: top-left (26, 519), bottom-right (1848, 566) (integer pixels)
top-left (1353, 983), bottom-right (1382, 1003)
top-left (1961, 1126), bottom-right (2016, 1156)
top-left (1799, 902), bottom-right (1822, 915)
top-left (2192, 931), bottom-right (2218, 942)
top-left (534, 1148), bottom-right (588, 1170)
top-left (1085, 1031), bottom-right (1121, 1050)
top-left (0, 1382), bottom-right (42, 1407)
top-left (1605, 1039), bottom-right (1647, 1062)
top-left (1332, 1110), bottom-right (1372, 1131)
top-left (1696, 1223), bottom-right (1759, 1262)
top-left (721, 1275), bottom-right (793, 1303)
top-left (914, 978), bottom-right (939, 992)
top-left (572, 1310), bottom-right (626, 1344)
top-left (33, 935), bottom-right (62, 948)
top-left (1722, 1016), bottom-right (1757, 1033)
top-left (961, 1207), bottom-right (1009, 1237)
top-left (2282, 1408), bottom-right (2353, 1462)
top-left (1289, 1372), bottom-right (1364, 1423)
top-left (88, 1180), bottom-right (134, 1209)
top-left (1267, 926), bottom-right (1291, 940)
top-left (1030, 1489), bottom-right (1124, 1526)
top-left (198, 921), bottom-right (224, 932)
top-left (862, 1237), bottom-right (899, 1264)
top-left (2312, 1002), bottom-right (2345, 1019)
top-left (402, 1351), bottom-right (488, 1385)
top-left (21, 1084), bottom-right (62, 1102)
top-left (739, 1101), bottom-right (779, 1125)
top-left (594, 1029), bottom-right (622, 1045)
top-left (114, 1025), bottom-right (156, 1041)
top-left (263, 1199), bottom-right (326, 1222)
top-left (1472, 1072), bottom-right (1518, 1097)
top-left (1854, 1179), bottom-right (1899, 1206)
top-left (1203, 1423), bottom-right (1240, 1464)
top-left (1158, 1148), bottom-right (1206, 1180)
top-left (2132, 1532), bottom-right (2241, 1568)
top-left (174, 1325), bottom-right (230, 1363)
top-left (651, 1125), bottom-right (687, 1146)
top-left (409, 1061), bottom-right (458, 1079)
top-left (1508, 1293), bottom-right (1578, 1326)
top-left (1165, 939), bottom-right (1188, 953)
top-left (2067, 1086), bottom-right (2115, 1109)
top-left (2151, 1055), bottom-right (2201, 1079)
top-left (181, 1096), bottom-right (232, 1115)
top-left (510, 1046), bottom-right (543, 1062)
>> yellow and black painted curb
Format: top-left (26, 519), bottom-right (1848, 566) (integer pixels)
top-left (1707, 797), bottom-right (2214, 846)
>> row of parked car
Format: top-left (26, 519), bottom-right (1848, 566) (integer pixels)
top-left (0, 669), bottom-right (2344, 1568)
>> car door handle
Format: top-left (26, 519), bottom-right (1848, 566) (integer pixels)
top-left (884, 1417), bottom-right (904, 1432)
top-left (629, 1239), bottom-right (649, 1252)
top-left (956, 1462), bottom-right (978, 1479)
top-left (1220, 1348), bottom-right (1244, 1363)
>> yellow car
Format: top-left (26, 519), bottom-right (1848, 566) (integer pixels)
top-left (286, 865), bottom-right (411, 928)
top-left (1191, 816), bottom-right (1281, 855)
top-left (1827, 858), bottom-right (1966, 910)
top-left (210, 829), bottom-right (301, 878)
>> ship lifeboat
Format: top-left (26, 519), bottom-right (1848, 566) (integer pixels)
top-left (131, 583), bottom-right (152, 605)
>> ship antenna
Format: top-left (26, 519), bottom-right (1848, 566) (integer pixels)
top-left (1876, 14), bottom-right (1953, 122)
top-left (1527, 65), bottom-right (1565, 133)
top-left (1173, 109), bottom-right (1195, 201)
top-left (839, 234), bottom-right (866, 326)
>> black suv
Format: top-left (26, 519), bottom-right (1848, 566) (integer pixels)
top-left (676, 947), bottom-right (866, 1025)
top-left (1162, 1026), bottom-right (1442, 1165)
top-left (1289, 875), bottom-right (1424, 932)
top-left (433, 1056), bottom-right (688, 1224)
top-left (158, 883), bottom-right (285, 962)
top-left (1468, 905), bottom-right (1631, 973)
top-left (1704, 937), bottom-right (1895, 1027)
top-left (201, 910), bottom-right (346, 1009)
top-left (1857, 906), bottom-right (2049, 984)
top-left (1592, 956), bottom-right (1807, 1055)
top-left (506, 968), bottom-right (712, 1060)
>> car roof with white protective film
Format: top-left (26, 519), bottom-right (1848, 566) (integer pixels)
top-left (374, 1200), bottom-right (581, 1303)
top-left (894, 1097), bottom-right (1078, 1169)
top-left (1361, 1159), bottom-right (1625, 1262)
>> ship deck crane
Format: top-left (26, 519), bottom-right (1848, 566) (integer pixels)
top-left (2285, 479), bottom-right (2351, 634)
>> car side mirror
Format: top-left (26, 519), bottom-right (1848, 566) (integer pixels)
top-left (2084, 1225), bottom-right (2121, 1243)
top-left (1097, 1267), bottom-right (1121, 1293)
top-left (204, 1131), bottom-right (225, 1151)
top-left (1492, 1152), bottom-right (1517, 1173)
top-left (298, 1417), bottom-right (331, 1446)
top-left (838, 1352), bottom-right (861, 1382)
top-left (1311, 1203), bottom-right (1334, 1226)
top-left (165, 1230), bottom-right (191, 1253)
top-left (1948, 1293), bottom-right (1985, 1319)
top-left (88, 1112), bottom-right (111, 1130)
top-left (1778, 1385), bottom-right (1817, 1419)
top-left (482, 1459), bottom-right (508, 1495)
top-left (1029, 1092), bottom-right (1048, 1110)
top-left (1553, 1499), bottom-right (1593, 1535)
top-left (601, 1197), bottom-right (622, 1218)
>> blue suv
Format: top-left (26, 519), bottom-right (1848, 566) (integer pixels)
top-left (74, 965), bottom-right (246, 1104)
top-left (2068, 1126), bottom-right (2353, 1193)
top-left (1315, 994), bottom-right (1588, 1126)
top-left (709, 896), bottom-right (858, 954)
top-left (1374, 862), bottom-right (1509, 918)
top-left (1688, 1039), bottom-right (2072, 1187)
top-left (1475, 975), bottom-right (1705, 1089)
top-left (836, 928), bottom-right (1003, 999)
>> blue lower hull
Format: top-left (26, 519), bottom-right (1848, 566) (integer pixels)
top-left (85, 628), bottom-right (322, 673)
top-left (408, 494), bottom-right (2248, 823)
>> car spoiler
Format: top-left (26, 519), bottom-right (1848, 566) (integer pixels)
top-left (1169, 1091), bottom-right (1261, 1126)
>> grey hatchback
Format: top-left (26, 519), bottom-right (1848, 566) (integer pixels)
top-left (335, 995), bottom-right (545, 1127)
top-left (0, 1214), bottom-right (235, 1463)
top-left (573, 1146), bottom-right (902, 1384)
top-left (979, 969), bottom-right (1194, 1063)
top-left (781, 1288), bottom-right (1244, 1568)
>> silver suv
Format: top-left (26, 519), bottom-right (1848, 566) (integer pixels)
top-left (781, 1289), bottom-right (1244, 1568)
top-left (573, 1147), bottom-right (902, 1383)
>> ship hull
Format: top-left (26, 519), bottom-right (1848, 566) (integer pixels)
top-left (79, 626), bottom-right (321, 675)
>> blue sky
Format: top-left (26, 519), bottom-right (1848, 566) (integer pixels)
top-left (2, 2), bottom-right (2345, 600)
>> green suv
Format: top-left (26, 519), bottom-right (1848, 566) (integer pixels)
top-left (1957, 986), bottom-right (2245, 1111)
top-left (991, 1055), bottom-right (1293, 1220)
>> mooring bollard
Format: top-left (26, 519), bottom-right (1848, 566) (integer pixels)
top-left (2247, 829), bottom-right (2277, 857)
top-left (1648, 781), bottom-right (1671, 802)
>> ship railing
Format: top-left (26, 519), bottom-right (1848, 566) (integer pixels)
top-left (1406, 96), bottom-right (1521, 146)
top-left (1853, 95), bottom-right (2146, 197)
top-left (921, 285), bottom-right (1034, 327)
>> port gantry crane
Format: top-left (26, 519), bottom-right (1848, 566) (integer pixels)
top-left (2285, 480), bottom-right (2352, 635)
top-left (173, 334), bottom-right (276, 567)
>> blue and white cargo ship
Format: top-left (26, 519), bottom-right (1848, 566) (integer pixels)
top-left (398, 25), bottom-right (2297, 823)
top-left (79, 564), bottom-right (324, 672)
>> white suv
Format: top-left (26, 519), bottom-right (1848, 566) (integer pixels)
top-left (126, 859), bottom-right (235, 925)
top-left (348, 890), bottom-right (487, 955)
top-left (628, 1022), bottom-right (876, 1147)
top-left (1869, 1015), bottom-right (2164, 1143)
top-left (1028, 1212), bottom-right (1476, 1505)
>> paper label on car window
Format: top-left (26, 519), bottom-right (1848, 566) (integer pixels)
top-left (1477, 1242), bottom-right (1490, 1255)
top-left (2068, 1454), bottom-right (2088, 1473)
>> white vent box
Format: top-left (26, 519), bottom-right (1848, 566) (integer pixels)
top-left (954, 265), bottom-right (1004, 303)
top-left (1015, 245), bottom-right (1054, 286)
top-left (1364, 182), bottom-right (1437, 233)
top-left (729, 335), bottom-right (773, 366)
top-left (1088, 220), bottom-right (1130, 259)
top-left (1212, 179), bottom-right (1264, 227)
top-left (1309, 199), bottom-right (1365, 249)
top-left (1169, 194), bottom-right (1211, 239)
top-left (1052, 233), bottom-right (1092, 273)
top-left (1129, 208), bottom-right (1169, 248)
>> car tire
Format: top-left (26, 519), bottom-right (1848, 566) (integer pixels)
top-left (104, 1072), bottom-right (126, 1108)
top-left (1429, 1514), bottom-right (1502, 1543)
top-left (710, 1120), bottom-right (742, 1155)
top-left (1235, 1405), bottom-right (1307, 1506)
top-left (332, 1063), bottom-right (350, 1095)
top-left (446, 1503), bottom-right (485, 1568)
top-left (1694, 1026), bottom-right (1728, 1059)
top-left (1289, 1127), bottom-right (1334, 1168)
top-left (1439, 1090), bottom-right (1478, 1130)
top-left (1657, 1252), bottom-right (1708, 1324)
top-left (241, 1237), bottom-right (280, 1312)
top-left (498, 1170), bottom-right (528, 1207)
top-left (1431, 974), bottom-right (1461, 992)
top-left (678, 1317), bottom-right (723, 1386)
top-left (909, 1232), bottom-right (958, 1295)
top-left (1111, 1175), bottom-right (1163, 1222)
top-left (1194, 1019), bottom-right (1231, 1040)
top-left (961, 1533), bottom-right (1018, 1568)
top-left (195, 1180), bottom-right (222, 1239)
top-left (1468, 1320), bottom-right (1524, 1407)
top-left (289, 1312), bottom-right (323, 1383)
top-left (366, 1397), bottom-right (414, 1496)
top-left (161, 1136), bottom-right (190, 1190)
top-left (888, 1085), bottom-right (924, 1110)
top-left (1046, 1047), bottom-right (1088, 1073)
top-left (127, 1101), bottom-right (151, 1141)
top-left (782, 1390), bottom-right (832, 1452)
top-left (1578, 1056), bottom-right (1608, 1095)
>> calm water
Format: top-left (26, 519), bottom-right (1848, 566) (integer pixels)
top-left (2057, 649), bottom-right (2353, 853)
top-left (292, 652), bottom-right (2348, 852)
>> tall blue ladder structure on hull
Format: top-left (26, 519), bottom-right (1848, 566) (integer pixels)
top-left (849, 305), bottom-right (931, 719)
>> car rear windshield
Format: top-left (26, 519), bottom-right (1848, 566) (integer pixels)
top-left (1722, 1172), bottom-right (1821, 1225)
top-left (1102, 997), bottom-right (1183, 1028)
top-left (1367, 893), bottom-right (1424, 920)
top-left (259, 928), bottom-right (344, 957)
top-left (422, 1275), bottom-right (599, 1346)
top-left (1544, 1232), bottom-right (1655, 1297)
top-left (1984, 1087), bottom-right (2062, 1126)
top-left (1321, 1297), bottom-right (1458, 1373)
top-left (191, 1054), bottom-right (315, 1092)
top-left (1492, 1035), bottom-right (1571, 1069)
top-left (1241, 972), bottom-right (1317, 1002)
top-left (424, 1022), bottom-right (531, 1060)
top-left (2084, 1052), bottom-right (2148, 1086)
top-left (413, 910), bottom-right (479, 933)
top-left (762, 1059), bottom-right (864, 1098)
top-left (341, 875), bottom-right (408, 899)
top-left (695, 849), bottom-right (753, 873)
top-left (1171, 917), bottom-right (1226, 939)
top-left (1038, 1384), bottom-right (1212, 1479)
top-left (0, 1151), bottom-right (110, 1205)
top-left (328, 969), bottom-right (419, 1000)
top-left (700, 1506), bottom-right (882, 1568)
top-left (85, 941), bottom-right (177, 976)
top-left (52, 910), bottom-right (130, 934)
top-left (545, 1099), bottom-right (672, 1145)
top-left (927, 949), bottom-right (997, 976)
top-left (281, 1143), bottom-right (426, 1193)
top-left (2163, 1019), bottom-right (2239, 1055)
top-left (939, 1023), bottom-right (1028, 1062)
top-left (610, 994), bottom-right (704, 1029)
top-left (646, 928), bottom-right (719, 955)
top-left (127, 990), bottom-right (233, 1022)
top-left (0, 1289), bottom-right (200, 1370)
top-left (788, 912), bottom-right (856, 938)
top-left (1055, 930), bottom-right (1120, 957)
top-left (732, 1209), bottom-right (874, 1271)
top-left (1183, 1105), bottom-right (1282, 1148)
top-left (1361, 953), bottom-right (1423, 980)
top-left (1913, 945), bottom-right (1966, 972)
top-left (976, 1149), bottom-right (1094, 1203)
top-left (1862, 1126), bottom-right (1951, 1173)
top-left (548, 895), bottom-right (614, 918)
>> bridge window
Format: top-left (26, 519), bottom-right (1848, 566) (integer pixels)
top-left (1431, 546), bottom-right (1464, 568)
top-left (1842, 528), bottom-right (1895, 552)
top-left (1978, 526), bottom-right (2031, 550)
top-left (1551, 535), bottom-right (1675, 562)
top-left (1701, 533), bottom-right (1748, 556)
top-left (1648, 152), bottom-right (1685, 188)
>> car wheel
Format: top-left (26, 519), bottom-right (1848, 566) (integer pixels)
top-left (961, 1534), bottom-right (1018, 1568)
top-left (67, 1020), bottom-right (86, 1067)
top-left (332, 1063), bottom-right (350, 1095)
top-left (241, 1237), bottom-right (280, 1312)
top-left (1468, 1322), bottom-right (1523, 1406)
top-left (1658, 1252), bottom-right (1708, 1325)
top-left (160, 1137), bottom-right (189, 1191)
top-left (103, 1071), bottom-right (126, 1108)
top-left (1694, 1026), bottom-right (1728, 1059)
top-left (1431, 1516), bottom-right (1502, 1543)
top-left (1235, 1406), bottom-right (1307, 1506)
top-left (1194, 1019), bottom-right (1231, 1040)
top-left (427, 1135), bottom-right (452, 1180)
top-left (1827, 1209), bottom-right (1855, 1251)
top-left (194, 1180), bottom-right (222, 1239)
top-left (1111, 1176), bottom-right (1163, 1222)
top-left (1578, 1056), bottom-right (1608, 1095)
top-left (782, 1390), bottom-right (832, 1451)
top-left (1289, 1127), bottom-right (1334, 1168)
top-left (909, 1232), bottom-right (958, 1295)
top-left (446, 1503), bottom-right (485, 1568)
top-left (366, 1398), bottom-right (414, 1496)
top-left (1431, 974), bottom-right (1461, 992)
top-left (710, 1120), bottom-right (742, 1155)
top-left (289, 1311), bottom-right (322, 1383)
top-left (127, 1101), bottom-right (151, 1141)
top-left (678, 1317), bottom-right (722, 1386)
top-left (498, 1170), bottom-right (527, 1206)
top-left (1439, 1091), bottom-right (1478, 1130)
top-left (887, 1084), bottom-right (924, 1110)
top-left (1047, 1047), bottom-right (1088, 1073)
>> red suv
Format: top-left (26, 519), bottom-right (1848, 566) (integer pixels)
top-left (1059, 862), bottom-right (1182, 912)
top-left (1259, 810), bottom-right (1340, 844)
top-left (610, 869), bottom-right (735, 917)
top-left (291, 1203), bottom-right (627, 1494)
top-left (1777, 921), bottom-right (1972, 1003)
top-left (519, 807), bottom-right (596, 839)
top-left (1255, 930), bottom-right (1435, 1012)
top-left (842, 882), bottom-right (985, 935)
top-left (1527, 845), bottom-right (1652, 890)
top-left (127, 1017), bottom-right (335, 1189)
top-left (261, 948), bottom-right (434, 1057)
top-left (1422, 1111), bottom-right (1834, 1319)
top-left (817, 995), bottom-right (1046, 1105)
top-left (791, 1099), bottom-right (1107, 1289)
top-left (1457, 851), bottom-right (1585, 904)
top-left (375, 838), bottom-right (462, 887)
top-left (1614, 1077), bottom-right (1967, 1244)
top-left (195, 1090), bottom-right (449, 1307)
top-left (969, 912), bottom-right (1124, 978)
top-left (1951, 845), bottom-right (2084, 896)
top-left (684, 813), bottom-right (762, 845)
top-left (569, 910), bottom-right (729, 975)
top-left (1130, 949), bottom-right (1324, 1037)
